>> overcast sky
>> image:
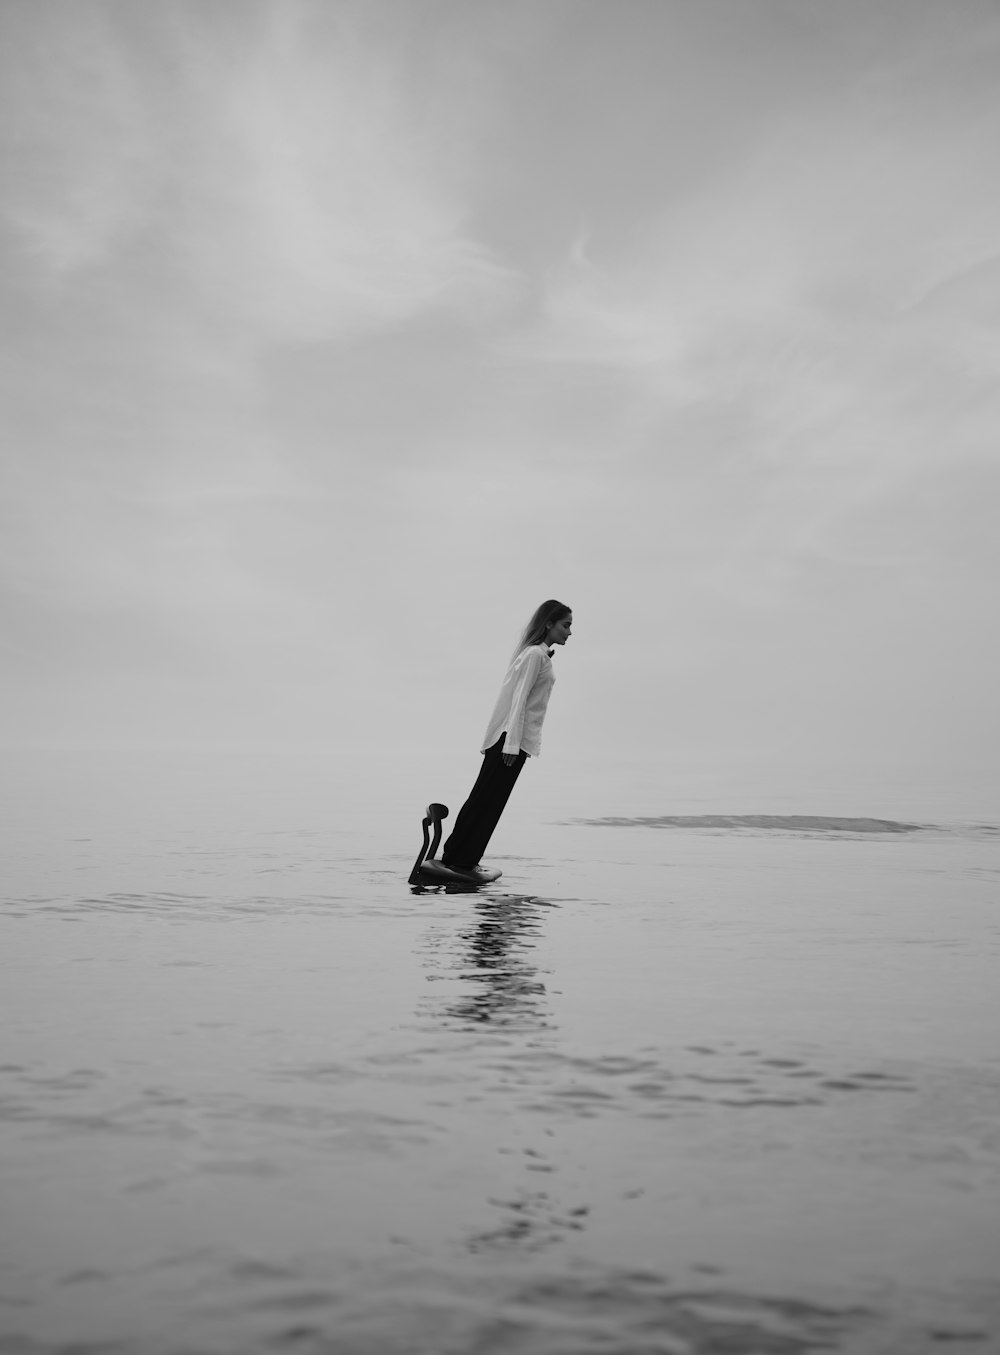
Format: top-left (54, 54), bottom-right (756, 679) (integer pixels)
top-left (2, 0), bottom-right (998, 781)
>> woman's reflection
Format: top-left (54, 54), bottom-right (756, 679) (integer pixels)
top-left (420, 891), bottom-right (554, 1030)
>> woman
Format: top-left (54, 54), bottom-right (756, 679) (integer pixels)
top-left (441, 599), bottom-right (572, 877)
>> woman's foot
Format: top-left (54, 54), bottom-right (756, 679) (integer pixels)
top-left (467, 864), bottom-right (502, 882)
top-left (438, 859), bottom-right (502, 882)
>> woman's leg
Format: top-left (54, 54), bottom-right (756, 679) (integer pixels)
top-left (442, 735), bottom-right (527, 869)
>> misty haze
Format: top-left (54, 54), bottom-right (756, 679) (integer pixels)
top-left (2, 3), bottom-right (999, 1352)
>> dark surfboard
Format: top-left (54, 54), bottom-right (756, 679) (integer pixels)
top-left (408, 803), bottom-right (502, 886)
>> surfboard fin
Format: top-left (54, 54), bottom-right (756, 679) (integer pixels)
top-left (408, 803), bottom-right (449, 884)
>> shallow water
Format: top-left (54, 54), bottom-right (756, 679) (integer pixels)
top-left (2, 751), bottom-right (999, 1353)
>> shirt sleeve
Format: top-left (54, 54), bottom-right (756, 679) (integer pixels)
top-left (502, 648), bottom-right (544, 756)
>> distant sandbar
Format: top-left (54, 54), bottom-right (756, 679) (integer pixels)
top-left (575, 814), bottom-right (926, 834)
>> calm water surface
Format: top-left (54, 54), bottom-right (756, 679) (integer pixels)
top-left (2, 751), bottom-right (999, 1354)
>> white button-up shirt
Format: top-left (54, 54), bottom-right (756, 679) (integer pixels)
top-left (481, 644), bottom-right (556, 758)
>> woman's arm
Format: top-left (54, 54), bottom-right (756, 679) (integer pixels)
top-left (502, 647), bottom-right (543, 760)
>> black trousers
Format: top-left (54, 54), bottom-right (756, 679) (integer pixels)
top-left (442, 734), bottom-right (528, 869)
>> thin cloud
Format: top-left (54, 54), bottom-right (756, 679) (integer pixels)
top-left (516, 107), bottom-right (1000, 415)
top-left (0, 1), bottom-right (514, 341)
top-left (0, 1), bottom-right (153, 272)
top-left (163, 3), bottom-right (514, 341)
top-left (501, 90), bottom-right (1000, 597)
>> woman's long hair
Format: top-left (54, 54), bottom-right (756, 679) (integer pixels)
top-left (513, 599), bottom-right (572, 658)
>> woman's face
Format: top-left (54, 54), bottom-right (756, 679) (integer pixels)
top-left (547, 613), bottom-right (573, 646)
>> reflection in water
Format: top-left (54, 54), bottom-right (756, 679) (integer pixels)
top-left (418, 892), bottom-right (554, 1031)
